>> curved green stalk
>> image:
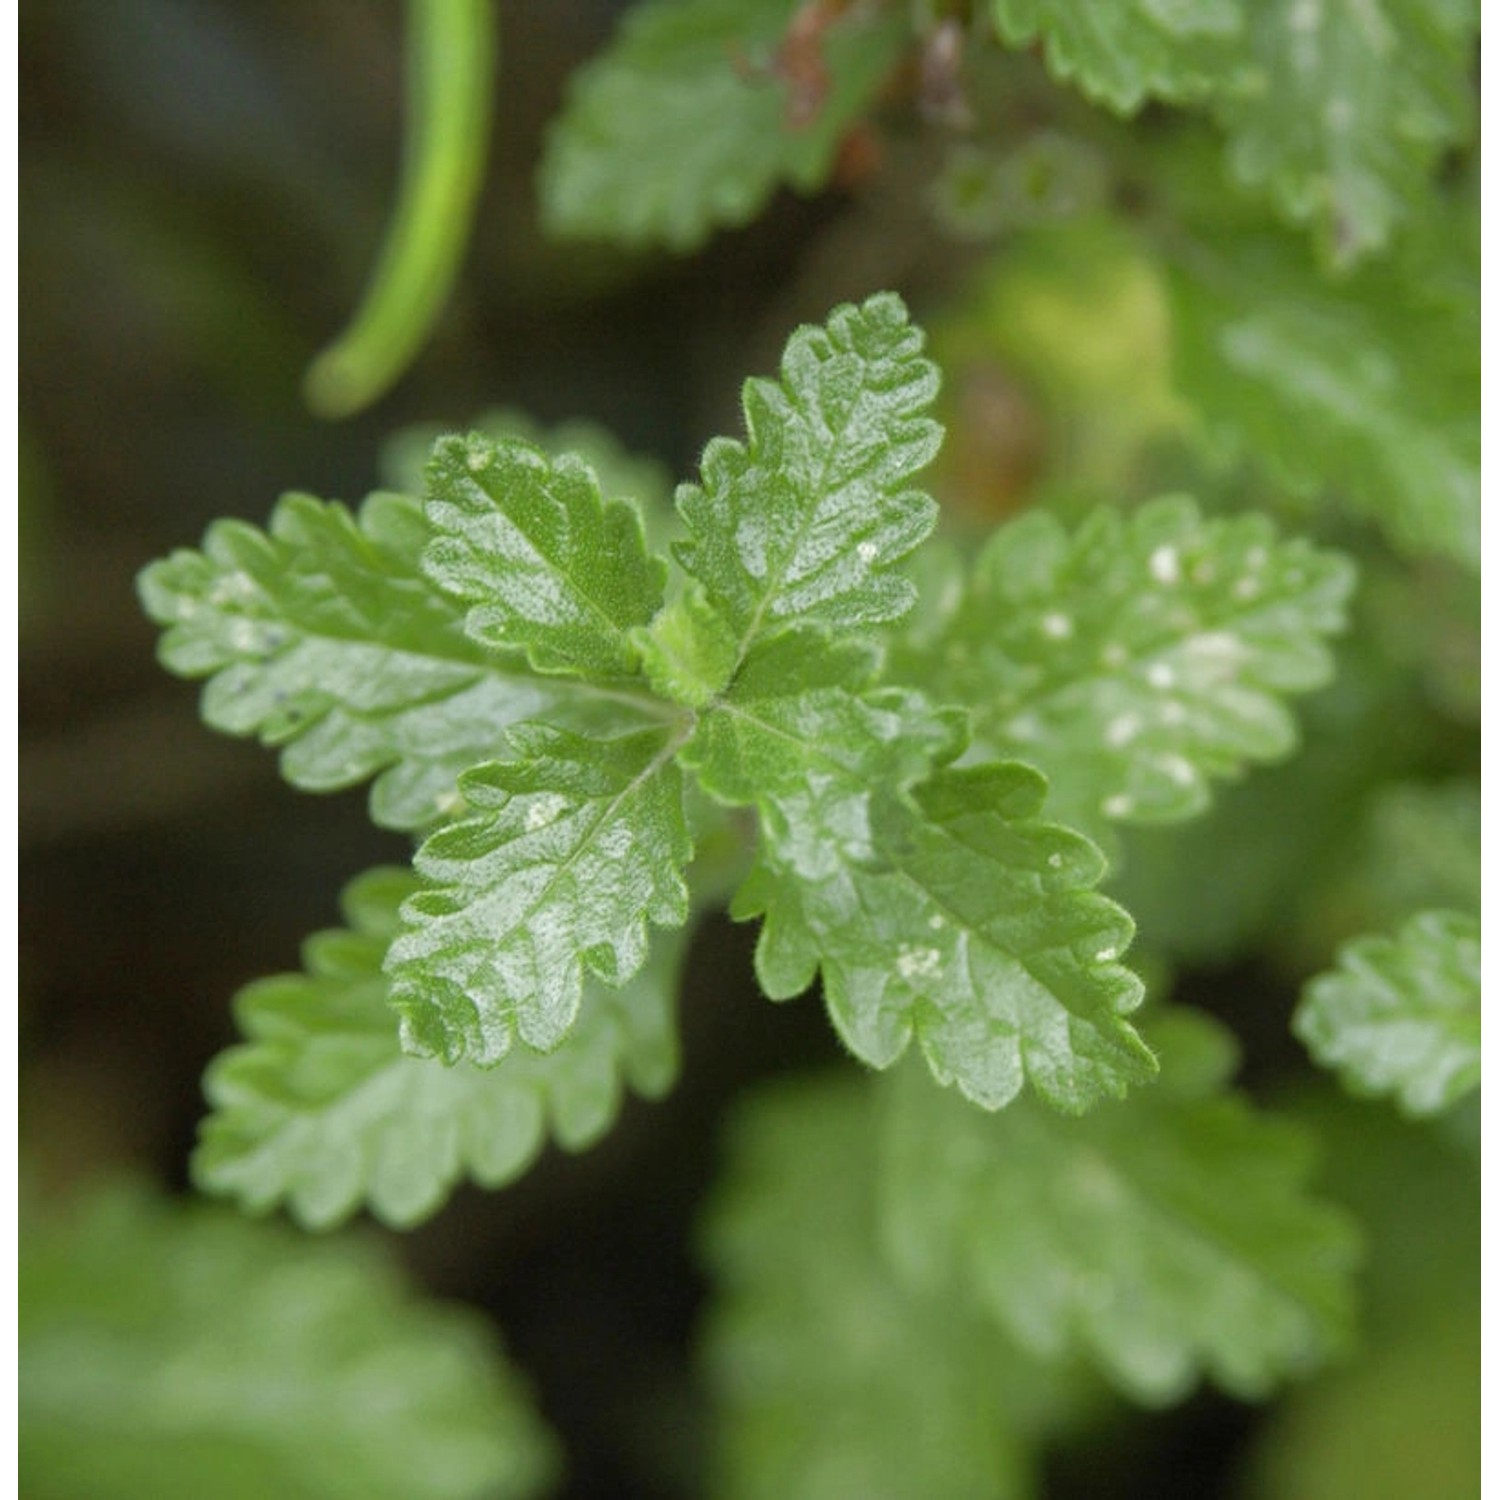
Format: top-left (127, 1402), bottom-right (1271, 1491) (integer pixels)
top-left (305, 0), bottom-right (496, 418)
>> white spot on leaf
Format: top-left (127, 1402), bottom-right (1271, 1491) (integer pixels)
top-left (525, 793), bottom-right (569, 832)
top-left (1160, 754), bottom-right (1196, 787)
top-left (896, 944), bottom-right (943, 980)
top-left (1149, 545), bottom-right (1181, 585)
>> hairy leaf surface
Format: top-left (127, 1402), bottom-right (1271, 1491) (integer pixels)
top-left (195, 869), bottom-right (687, 1230)
top-left (137, 491), bottom-right (595, 830)
top-left (746, 766), bottom-right (1152, 1111)
top-left (675, 293), bottom-right (941, 661)
top-left (539, 0), bottom-right (909, 250)
top-left (388, 724), bottom-right (692, 1065)
top-left (890, 496), bottom-right (1354, 838)
top-left (422, 433), bottom-right (667, 678)
top-left (701, 1076), bottom-right (1085, 1500)
top-left (680, 631), bottom-right (957, 868)
top-left (880, 1009), bottom-right (1359, 1402)
top-left (696, 643), bottom-right (1154, 1110)
top-left (20, 1181), bottom-right (556, 1500)
top-left (383, 408), bottom-right (675, 542)
top-left (681, 635), bottom-right (1151, 1107)
top-left (1295, 910), bottom-right (1480, 1117)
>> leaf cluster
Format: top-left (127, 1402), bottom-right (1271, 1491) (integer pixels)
top-left (141, 290), bottom-right (1361, 1236)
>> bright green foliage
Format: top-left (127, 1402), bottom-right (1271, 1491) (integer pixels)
top-left (195, 868), bottom-right (687, 1230)
top-left (701, 1076), bottom-right (1087, 1500)
top-left (538, 0), bottom-right (909, 250)
top-left (20, 1180), bottom-right (556, 1500)
top-left (388, 723), bottom-right (692, 1064)
top-left (634, 587), bottom-right (741, 708)
top-left (734, 758), bottom-right (1155, 1113)
top-left (1165, 208), bottom-right (1479, 571)
top-left (423, 432), bottom-right (667, 678)
top-left (889, 496), bottom-right (1354, 838)
top-left (674, 291), bottom-right (941, 660)
top-left (1211, 0), bottom-right (1478, 264)
top-left (676, 623), bottom-right (1153, 1110)
top-left (680, 631), bottom-right (955, 845)
top-left (381, 408), bottom-right (676, 550)
top-left (879, 1009), bottom-right (1359, 1402)
top-left (1295, 910), bottom-right (1480, 1117)
top-left (136, 490), bottom-right (570, 831)
top-left (987, 0), bottom-right (1239, 113)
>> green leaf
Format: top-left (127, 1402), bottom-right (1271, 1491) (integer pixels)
top-left (137, 490), bottom-right (586, 830)
top-left (1211, 0), bottom-right (1478, 265)
top-left (195, 868), bottom-right (688, 1231)
top-left (674, 292), bottom-right (942, 659)
top-left (1294, 910), bottom-right (1480, 1117)
top-left (422, 432), bottom-right (667, 678)
top-left (879, 1008), bottom-right (1359, 1403)
top-left (633, 587), bottom-right (740, 708)
top-left (382, 407), bottom-right (676, 547)
top-left (701, 1075), bottom-right (1085, 1500)
top-left (684, 633), bottom-right (1151, 1111)
top-left (701, 651), bottom-right (1155, 1108)
top-left (987, 0), bottom-right (1241, 114)
top-left (1164, 202), bottom-right (1479, 570)
top-left (388, 722), bottom-right (692, 1065)
top-left (681, 630), bottom-right (958, 867)
top-left (890, 496), bottom-right (1355, 838)
top-left (539, 0), bottom-right (910, 251)
top-left (20, 1180), bottom-right (557, 1500)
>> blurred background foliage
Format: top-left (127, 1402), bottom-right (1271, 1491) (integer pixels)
top-left (20, 3), bottom-right (1477, 1497)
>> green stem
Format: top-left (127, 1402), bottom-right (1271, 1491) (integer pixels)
top-left (304, 0), bottom-right (497, 418)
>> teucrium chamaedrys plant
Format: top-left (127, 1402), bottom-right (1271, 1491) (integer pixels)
top-left (143, 290), bottom-right (1353, 1153)
top-left (139, 289), bottom-right (1380, 1488)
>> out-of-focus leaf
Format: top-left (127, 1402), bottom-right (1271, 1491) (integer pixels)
top-left (19, 1180), bottom-right (557, 1500)
top-left (540, 0), bottom-right (910, 250)
top-left (701, 1075), bottom-right (1089, 1500)
top-left (879, 1009), bottom-right (1360, 1403)
top-left (1295, 910), bottom-right (1480, 1117)
top-left (1164, 191), bottom-right (1478, 570)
